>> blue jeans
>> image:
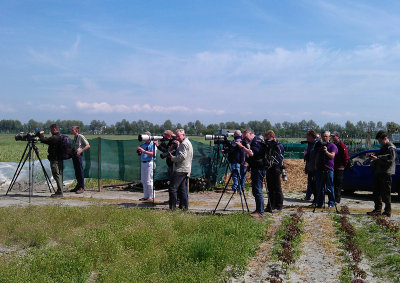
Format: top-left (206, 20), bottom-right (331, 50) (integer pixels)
top-left (251, 167), bottom-right (266, 215)
top-left (241, 166), bottom-right (247, 191)
top-left (315, 170), bottom-right (335, 207)
top-left (230, 163), bottom-right (241, 192)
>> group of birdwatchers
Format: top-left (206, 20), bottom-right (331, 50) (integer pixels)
top-left (38, 124), bottom-right (396, 218)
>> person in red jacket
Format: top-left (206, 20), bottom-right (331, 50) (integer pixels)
top-left (331, 131), bottom-right (349, 203)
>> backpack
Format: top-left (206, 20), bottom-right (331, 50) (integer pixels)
top-left (60, 135), bottom-right (73, 160)
top-left (264, 140), bottom-right (283, 169)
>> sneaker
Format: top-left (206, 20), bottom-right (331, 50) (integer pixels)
top-left (76, 188), bottom-right (84, 194)
top-left (147, 197), bottom-right (153, 201)
top-left (50, 192), bottom-right (63, 198)
top-left (367, 210), bottom-right (381, 216)
top-left (382, 211), bottom-right (391, 217)
top-left (250, 211), bottom-right (263, 218)
top-left (70, 187), bottom-right (78, 193)
top-left (139, 198), bottom-right (147, 201)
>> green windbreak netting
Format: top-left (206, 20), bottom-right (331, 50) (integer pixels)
top-left (63, 139), bottom-right (304, 183)
top-left (63, 138), bottom-right (219, 182)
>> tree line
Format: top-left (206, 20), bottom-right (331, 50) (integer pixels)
top-left (1, 118), bottom-right (400, 139)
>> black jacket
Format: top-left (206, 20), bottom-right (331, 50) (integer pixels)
top-left (247, 136), bottom-right (266, 169)
top-left (39, 132), bottom-right (62, 161)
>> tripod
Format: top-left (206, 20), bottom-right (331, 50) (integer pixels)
top-left (213, 161), bottom-right (249, 214)
top-left (6, 140), bottom-right (55, 202)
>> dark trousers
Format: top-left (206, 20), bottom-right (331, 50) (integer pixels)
top-left (266, 168), bottom-right (283, 211)
top-left (372, 173), bottom-right (392, 213)
top-left (50, 160), bottom-right (63, 193)
top-left (72, 154), bottom-right (85, 189)
top-left (305, 172), bottom-right (316, 201)
top-left (169, 172), bottom-right (188, 210)
top-left (334, 169), bottom-right (344, 203)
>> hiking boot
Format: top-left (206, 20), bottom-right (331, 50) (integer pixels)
top-left (367, 210), bottom-right (381, 216)
top-left (250, 211), bottom-right (263, 218)
top-left (382, 211), bottom-right (391, 217)
top-left (51, 192), bottom-right (63, 198)
top-left (76, 188), bottom-right (84, 194)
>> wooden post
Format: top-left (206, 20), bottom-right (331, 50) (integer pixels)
top-left (98, 137), bottom-right (102, 192)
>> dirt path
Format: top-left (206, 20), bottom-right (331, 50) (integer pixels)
top-left (288, 212), bottom-right (342, 283)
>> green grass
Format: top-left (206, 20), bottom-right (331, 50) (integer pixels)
top-left (352, 216), bottom-right (400, 282)
top-left (0, 206), bottom-right (267, 282)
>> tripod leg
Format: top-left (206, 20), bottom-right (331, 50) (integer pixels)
top-left (6, 146), bottom-right (31, 195)
top-left (33, 146), bottom-right (55, 193)
top-left (223, 191), bottom-right (235, 211)
top-left (213, 173), bottom-right (232, 214)
top-left (223, 167), bottom-right (239, 211)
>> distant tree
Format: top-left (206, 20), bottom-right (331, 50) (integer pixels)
top-left (386, 121), bottom-right (400, 135)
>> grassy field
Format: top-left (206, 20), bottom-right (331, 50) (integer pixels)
top-left (0, 205), bottom-right (267, 282)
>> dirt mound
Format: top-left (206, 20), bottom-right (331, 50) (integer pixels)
top-left (282, 159), bottom-right (307, 192)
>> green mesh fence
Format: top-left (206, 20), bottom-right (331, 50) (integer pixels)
top-left (63, 138), bottom-right (220, 182)
top-left (63, 139), bottom-right (304, 183)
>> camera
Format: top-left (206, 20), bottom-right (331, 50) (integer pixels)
top-left (205, 133), bottom-right (234, 145)
top-left (160, 148), bottom-right (177, 159)
top-left (281, 166), bottom-right (287, 181)
top-left (138, 134), bottom-right (164, 142)
top-left (15, 132), bottom-right (40, 142)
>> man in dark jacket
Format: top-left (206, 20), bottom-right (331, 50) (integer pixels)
top-left (304, 130), bottom-right (319, 203)
top-left (368, 130), bottom-right (397, 217)
top-left (39, 124), bottom-right (63, 197)
top-left (331, 131), bottom-right (349, 203)
top-left (238, 129), bottom-right (266, 218)
top-left (264, 130), bottom-right (285, 212)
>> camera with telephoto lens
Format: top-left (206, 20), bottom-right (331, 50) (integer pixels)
top-left (157, 135), bottom-right (178, 159)
top-left (138, 134), bottom-right (164, 142)
top-left (204, 133), bottom-right (234, 145)
top-left (15, 132), bottom-right (40, 142)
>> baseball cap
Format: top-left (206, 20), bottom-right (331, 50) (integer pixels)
top-left (331, 131), bottom-right (340, 137)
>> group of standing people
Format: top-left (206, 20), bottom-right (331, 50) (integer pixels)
top-left (39, 124), bottom-right (90, 197)
top-left (39, 124), bottom-right (395, 218)
top-left (232, 129), bottom-right (285, 218)
top-left (137, 129), bottom-right (193, 210)
top-left (303, 129), bottom-right (349, 208)
top-left (304, 129), bottom-right (395, 217)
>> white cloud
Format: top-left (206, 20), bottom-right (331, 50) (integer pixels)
top-left (36, 104), bottom-right (68, 112)
top-left (76, 101), bottom-right (225, 115)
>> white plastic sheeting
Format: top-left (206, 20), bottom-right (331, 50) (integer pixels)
top-left (0, 160), bottom-right (73, 189)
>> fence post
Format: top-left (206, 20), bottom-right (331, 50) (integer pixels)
top-left (98, 137), bottom-right (102, 192)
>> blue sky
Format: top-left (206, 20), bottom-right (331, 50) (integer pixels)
top-left (1, 0), bottom-right (400, 125)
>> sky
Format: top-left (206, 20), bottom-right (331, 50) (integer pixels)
top-left (1, 0), bottom-right (400, 126)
